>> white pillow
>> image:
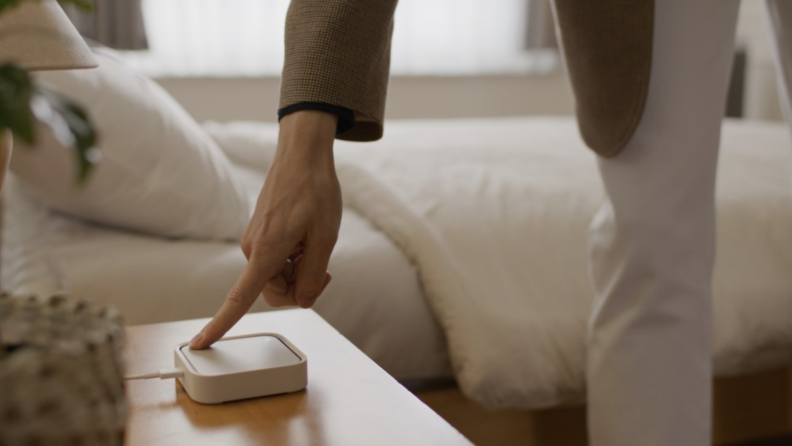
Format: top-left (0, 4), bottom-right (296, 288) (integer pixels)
top-left (11, 48), bottom-right (251, 240)
top-left (203, 120), bottom-right (278, 173)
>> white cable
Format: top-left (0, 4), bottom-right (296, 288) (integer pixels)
top-left (124, 367), bottom-right (184, 380)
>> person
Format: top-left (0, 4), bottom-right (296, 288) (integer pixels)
top-left (189, 1), bottom-right (792, 444)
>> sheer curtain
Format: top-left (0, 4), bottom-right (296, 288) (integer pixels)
top-left (121, 0), bottom-right (557, 77)
top-left (122, 0), bottom-right (289, 76)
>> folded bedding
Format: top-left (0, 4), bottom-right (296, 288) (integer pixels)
top-left (330, 117), bottom-right (792, 410)
top-left (186, 117), bottom-right (792, 409)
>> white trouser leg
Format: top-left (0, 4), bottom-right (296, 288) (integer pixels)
top-left (586, 1), bottom-right (740, 445)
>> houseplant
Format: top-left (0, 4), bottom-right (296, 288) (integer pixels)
top-left (0, 0), bottom-right (98, 195)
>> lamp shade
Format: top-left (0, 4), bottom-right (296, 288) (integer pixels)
top-left (0, 0), bottom-right (98, 70)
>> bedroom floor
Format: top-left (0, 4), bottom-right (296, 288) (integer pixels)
top-left (413, 367), bottom-right (792, 446)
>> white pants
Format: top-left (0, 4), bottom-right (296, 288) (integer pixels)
top-left (585, 1), bottom-right (792, 445)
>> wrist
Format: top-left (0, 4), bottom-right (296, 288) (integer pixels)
top-left (276, 110), bottom-right (338, 164)
top-left (279, 110), bottom-right (337, 144)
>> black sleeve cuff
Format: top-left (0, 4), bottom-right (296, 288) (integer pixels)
top-left (278, 102), bottom-right (356, 136)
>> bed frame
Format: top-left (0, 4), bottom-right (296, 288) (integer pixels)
top-left (0, 45), bottom-right (781, 445)
top-left (413, 366), bottom-right (792, 446)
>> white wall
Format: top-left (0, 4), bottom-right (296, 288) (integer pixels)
top-left (155, 73), bottom-right (574, 124)
top-left (156, 3), bottom-right (783, 125)
top-left (736, 1), bottom-right (784, 122)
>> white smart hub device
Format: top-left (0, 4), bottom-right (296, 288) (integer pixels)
top-left (173, 333), bottom-right (307, 404)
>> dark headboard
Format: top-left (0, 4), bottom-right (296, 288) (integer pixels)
top-left (726, 46), bottom-right (747, 118)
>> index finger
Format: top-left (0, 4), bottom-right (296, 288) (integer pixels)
top-left (190, 253), bottom-right (283, 349)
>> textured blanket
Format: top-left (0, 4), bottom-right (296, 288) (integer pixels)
top-left (210, 117), bottom-right (792, 409)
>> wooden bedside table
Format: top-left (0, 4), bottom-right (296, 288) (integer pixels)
top-left (124, 309), bottom-right (471, 446)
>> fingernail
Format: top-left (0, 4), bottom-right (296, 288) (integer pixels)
top-left (189, 333), bottom-right (204, 349)
top-left (297, 293), bottom-right (315, 308)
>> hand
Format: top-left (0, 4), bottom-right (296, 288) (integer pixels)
top-left (190, 110), bottom-right (342, 349)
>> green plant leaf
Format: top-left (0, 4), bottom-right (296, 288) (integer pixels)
top-left (34, 87), bottom-right (99, 183)
top-left (0, 0), bottom-right (24, 14)
top-left (0, 2), bottom-right (99, 184)
top-left (57, 0), bottom-right (93, 12)
top-left (0, 0), bottom-right (93, 14)
top-left (0, 64), bottom-right (36, 144)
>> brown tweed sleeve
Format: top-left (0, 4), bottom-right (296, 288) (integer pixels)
top-left (280, 0), bottom-right (398, 142)
top-left (553, 0), bottom-right (654, 157)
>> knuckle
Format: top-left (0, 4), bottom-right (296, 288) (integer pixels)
top-left (258, 215), bottom-right (284, 239)
top-left (252, 233), bottom-right (283, 255)
top-left (297, 279), bottom-right (324, 296)
top-left (316, 226), bottom-right (339, 241)
top-left (262, 296), bottom-right (279, 307)
top-left (225, 286), bottom-right (247, 305)
top-left (264, 278), bottom-right (288, 294)
top-left (262, 291), bottom-right (289, 308)
top-left (312, 232), bottom-right (338, 250)
top-left (241, 243), bottom-right (252, 260)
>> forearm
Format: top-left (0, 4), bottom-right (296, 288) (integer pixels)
top-left (192, 110), bottom-right (342, 349)
top-left (277, 110), bottom-right (338, 163)
top-left (279, 0), bottom-right (398, 142)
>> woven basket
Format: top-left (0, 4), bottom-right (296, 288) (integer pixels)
top-left (0, 293), bottom-right (127, 445)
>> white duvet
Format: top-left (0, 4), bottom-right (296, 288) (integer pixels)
top-left (330, 118), bottom-right (792, 410)
top-left (210, 117), bottom-right (792, 409)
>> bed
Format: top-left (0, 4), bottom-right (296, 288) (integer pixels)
top-left (3, 116), bottom-right (792, 439)
top-left (0, 167), bottom-right (452, 382)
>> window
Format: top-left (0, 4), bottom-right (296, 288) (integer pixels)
top-left (121, 0), bottom-right (557, 77)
